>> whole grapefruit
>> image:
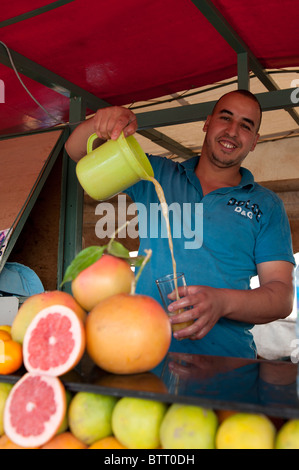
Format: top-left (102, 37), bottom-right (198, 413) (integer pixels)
top-left (57, 389), bottom-right (72, 435)
top-left (71, 254), bottom-right (135, 311)
top-left (85, 293), bottom-right (171, 374)
top-left (160, 403), bottom-right (218, 449)
top-left (11, 290), bottom-right (86, 344)
top-left (112, 397), bottom-right (168, 449)
top-left (68, 391), bottom-right (118, 446)
top-left (216, 412), bottom-right (276, 449)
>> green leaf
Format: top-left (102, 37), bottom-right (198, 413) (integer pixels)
top-left (61, 245), bottom-right (106, 285)
top-left (107, 240), bottom-right (130, 259)
top-left (107, 240), bottom-right (146, 267)
top-left (128, 255), bottom-right (146, 267)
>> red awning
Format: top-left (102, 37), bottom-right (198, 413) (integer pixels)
top-left (0, 0), bottom-right (298, 135)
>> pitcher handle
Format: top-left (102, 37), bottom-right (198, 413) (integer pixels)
top-left (87, 133), bottom-right (98, 154)
top-left (87, 132), bottom-right (125, 154)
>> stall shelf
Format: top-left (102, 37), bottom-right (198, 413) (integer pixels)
top-left (2, 352), bottom-right (299, 421)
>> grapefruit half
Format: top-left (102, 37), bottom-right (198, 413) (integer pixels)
top-left (23, 305), bottom-right (85, 377)
top-left (4, 372), bottom-right (66, 448)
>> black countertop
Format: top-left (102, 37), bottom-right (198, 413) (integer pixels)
top-left (4, 352), bottom-right (299, 420)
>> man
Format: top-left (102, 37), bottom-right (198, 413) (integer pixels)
top-left (65, 90), bottom-right (295, 359)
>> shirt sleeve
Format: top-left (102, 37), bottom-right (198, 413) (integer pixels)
top-left (254, 194), bottom-right (295, 266)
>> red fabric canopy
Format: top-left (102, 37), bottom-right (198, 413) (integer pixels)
top-left (0, 0), bottom-right (298, 135)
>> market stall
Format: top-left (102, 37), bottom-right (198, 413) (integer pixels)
top-left (0, 0), bottom-right (299, 449)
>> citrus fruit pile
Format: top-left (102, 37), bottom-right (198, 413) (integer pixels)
top-left (10, 243), bottom-right (171, 376)
top-left (0, 242), bottom-right (172, 448)
top-left (1, 380), bottom-right (298, 449)
top-left (0, 241), bottom-right (297, 448)
top-left (1, 300), bottom-right (87, 448)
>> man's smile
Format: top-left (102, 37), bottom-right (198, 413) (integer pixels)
top-left (217, 138), bottom-right (239, 152)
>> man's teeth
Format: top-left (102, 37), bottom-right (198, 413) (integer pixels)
top-left (220, 141), bottom-right (236, 149)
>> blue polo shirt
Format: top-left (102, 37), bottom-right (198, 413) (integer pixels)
top-left (125, 155), bottom-right (295, 359)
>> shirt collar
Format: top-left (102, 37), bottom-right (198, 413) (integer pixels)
top-left (178, 156), bottom-right (255, 191)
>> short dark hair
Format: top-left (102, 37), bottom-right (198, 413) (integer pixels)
top-left (213, 89), bottom-right (262, 132)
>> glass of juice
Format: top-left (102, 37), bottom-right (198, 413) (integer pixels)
top-left (155, 272), bottom-right (194, 338)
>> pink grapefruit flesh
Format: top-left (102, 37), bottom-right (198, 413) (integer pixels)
top-left (4, 372), bottom-right (66, 448)
top-left (23, 305), bottom-right (85, 377)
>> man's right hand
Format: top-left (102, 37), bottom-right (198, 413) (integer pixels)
top-left (65, 106), bottom-right (137, 162)
top-left (93, 106), bottom-right (138, 141)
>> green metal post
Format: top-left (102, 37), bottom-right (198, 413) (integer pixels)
top-left (58, 96), bottom-right (86, 292)
top-left (237, 52), bottom-right (249, 90)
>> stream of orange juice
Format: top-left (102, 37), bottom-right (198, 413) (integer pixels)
top-left (150, 177), bottom-right (193, 333)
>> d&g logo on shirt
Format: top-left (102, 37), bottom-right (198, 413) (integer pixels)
top-left (227, 198), bottom-right (263, 222)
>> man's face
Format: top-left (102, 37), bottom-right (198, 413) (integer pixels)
top-left (202, 92), bottom-right (260, 169)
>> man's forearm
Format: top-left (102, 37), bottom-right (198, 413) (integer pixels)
top-left (222, 281), bottom-right (294, 324)
top-left (65, 116), bottom-right (103, 162)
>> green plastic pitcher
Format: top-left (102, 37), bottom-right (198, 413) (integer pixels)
top-left (76, 132), bottom-right (154, 200)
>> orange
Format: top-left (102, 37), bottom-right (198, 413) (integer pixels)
top-left (0, 331), bottom-right (11, 342)
top-left (0, 326), bottom-right (11, 335)
top-left (41, 432), bottom-right (87, 449)
top-left (89, 436), bottom-right (127, 449)
top-left (0, 434), bottom-right (39, 449)
top-left (0, 339), bottom-right (23, 375)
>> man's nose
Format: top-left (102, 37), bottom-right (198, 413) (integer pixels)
top-left (225, 120), bottom-right (239, 137)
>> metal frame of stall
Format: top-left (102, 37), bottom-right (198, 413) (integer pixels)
top-left (0, 0), bottom-right (298, 298)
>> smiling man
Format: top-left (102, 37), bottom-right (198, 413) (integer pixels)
top-left (65, 90), bottom-right (295, 360)
top-left (195, 90), bottom-right (261, 193)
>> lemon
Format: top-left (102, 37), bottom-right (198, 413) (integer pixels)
top-left (275, 419), bottom-right (299, 449)
top-left (216, 412), bottom-right (276, 449)
top-left (0, 382), bottom-right (13, 435)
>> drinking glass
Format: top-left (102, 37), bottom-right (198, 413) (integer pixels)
top-left (155, 272), bottom-right (193, 336)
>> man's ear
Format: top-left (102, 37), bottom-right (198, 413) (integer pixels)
top-left (250, 133), bottom-right (260, 152)
top-left (203, 115), bottom-right (211, 133)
